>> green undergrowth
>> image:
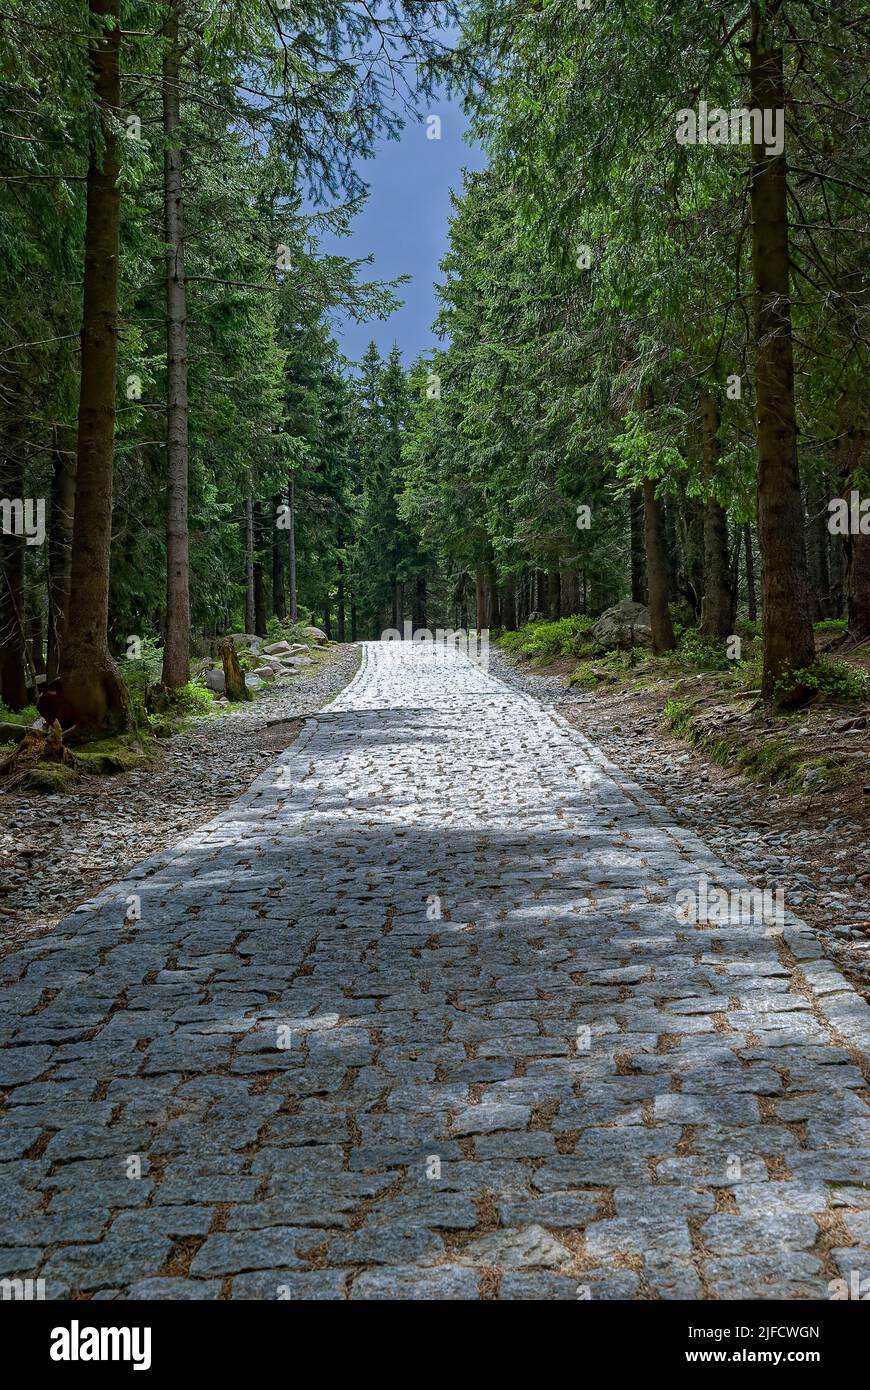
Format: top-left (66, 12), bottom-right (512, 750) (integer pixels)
top-left (0, 700), bottom-right (39, 724)
top-left (663, 694), bottom-right (862, 794)
top-left (499, 615), bottom-right (594, 664)
top-left (774, 659), bottom-right (869, 704)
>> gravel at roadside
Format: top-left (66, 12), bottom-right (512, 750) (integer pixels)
top-left (489, 648), bottom-right (870, 998)
top-left (0, 644), bottom-right (361, 954)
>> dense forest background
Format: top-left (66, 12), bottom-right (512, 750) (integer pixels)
top-left (0, 0), bottom-right (868, 741)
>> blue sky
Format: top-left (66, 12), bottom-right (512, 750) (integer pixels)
top-left (323, 94), bottom-right (487, 369)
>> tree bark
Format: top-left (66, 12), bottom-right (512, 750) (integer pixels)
top-left (699, 391), bottom-right (734, 639)
top-left (560, 567), bottom-right (579, 617)
top-left (804, 478), bottom-right (832, 620)
top-left (840, 416), bottom-right (870, 639)
top-left (485, 557), bottom-right (500, 628)
top-left (500, 582), bottom-right (516, 630)
top-left (59, 0), bottom-right (133, 738)
top-left (643, 477), bottom-right (676, 653)
top-left (630, 490), bottom-right (646, 603)
top-left (271, 492), bottom-right (286, 620)
top-left (664, 500), bottom-right (679, 605)
top-left (546, 568), bottom-right (561, 620)
top-left (47, 429), bottom-right (75, 682)
top-left (253, 502), bottom-right (267, 638)
top-left (750, 4), bottom-right (816, 697)
top-left (744, 523), bottom-right (757, 622)
top-left (0, 445), bottom-right (28, 710)
top-left (411, 573), bottom-right (426, 631)
top-left (337, 551), bottom-right (346, 641)
top-left (846, 532), bottom-right (870, 639)
top-left (475, 570), bottom-right (486, 630)
top-left (286, 475), bottom-right (297, 621)
top-left (160, 0), bottom-right (191, 689)
top-left (221, 637), bottom-right (249, 702)
top-left (700, 497), bottom-right (733, 638)
top-left (30, 618), bottom-right (45, 678)
top-left (244, 493), bottom-right (255, 633)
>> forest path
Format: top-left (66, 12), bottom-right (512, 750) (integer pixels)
top-left (1, 641), bottom-right (869, 1300)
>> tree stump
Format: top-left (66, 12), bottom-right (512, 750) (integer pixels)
top-left (221, 638), bottom-right (251, 702)
top-left (0, 719), bottom-right (81, 784)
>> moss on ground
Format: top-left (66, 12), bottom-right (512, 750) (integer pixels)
top-left (74, 734), bottom-right (152, 775)
top-left (20, 761), bottom-right (81, 793)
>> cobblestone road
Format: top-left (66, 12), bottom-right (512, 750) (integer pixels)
top-left (2, 642), bottom-right (869, 1300)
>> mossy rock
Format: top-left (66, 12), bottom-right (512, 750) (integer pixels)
top-left (22, 761), bottom-right (81, 793)
top-left (147, 718), bottom-right (179, 739)
top-left (75, 735), bottom-right (151, 774)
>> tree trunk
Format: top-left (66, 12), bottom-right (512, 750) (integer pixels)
top-left (840, 417), bottom-right (870, 639)
top-left (643, 477), bottom-right (676, 653)
top-left (0, 446), bottom-right (28, 710)
top-left (744, 523), bottom-right (757, 622)
top-left (47, 429), bottom-right (75, 682)
top-left (804, 478), bottom-right (832, 620)
top-left (412, 573), bottom-right (426, 631)
top-left (272, 492), bottom-right (286, 620)
top-left (546, 568), bottom-right (560, 620)
top-left (244, 494), bottom-right (255, 633)
top-left (700, 497), bottom-right (733, 639)
top-left (664, 499), bottom-right (679, 604)
top-left (336, 551), bottom-right (346, 641)
top-left (253, 503), bottom-right (267, 638)
top-left (475, 570), bottom-right (486, 630)
top-left (485, 558), bottom-right (500, 628)
top-left (699, 391), bottom-right (734, 639)
top-left (750, 5), bottom-right (816, 697)
top-left (221, 637), bottom-right (250, 702)
top-left (845, 531), bottom-right (870, 639)
top-left (560, 567), bottom-right (579, 617)
top-left (30, 618), bottom-right (45, 678)
top-left (59, 0), bottom-right (133, 738)
top-left (500, 582), bottom-right (516, 631)
top-left (160, 0), bottom-right (190, 689)
top-left (630, 489), bottom-right (646, 603)
top-left (286, 475), bottom-right (297, 621)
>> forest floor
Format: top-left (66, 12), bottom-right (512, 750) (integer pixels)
top-left (0, 644), bottom-right (361, 958)
top-left (489, 645), bottom-right (870, 1004)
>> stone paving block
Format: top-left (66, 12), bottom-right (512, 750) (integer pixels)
top-left (126, 1278), bottom-right (222, 1300)
top-left (705, 1253), bottom-right (827, 1300)
top-left (350, 1265), bottom-right (479, 1299)
top-left (190, 1229), bottom-right (315, 1276)
top-left (456, 1225), bottom-right (572, 1269)
top-left (700, 1212), bottom-right (819, 1255)
top-left (328, 1222), bottom-right (445, 1266)
top-left (232, 1270), bottom-right (350, 1300)
top-left (42, 1237), bottom-right (172, 1292)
